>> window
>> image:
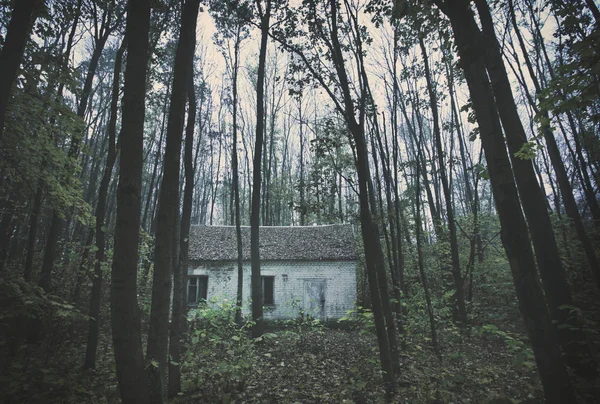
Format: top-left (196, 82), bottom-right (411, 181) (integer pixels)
top-left (262, 276), bottom-right (275, 306)
top-left (187, 276), bottom-right (208, 306)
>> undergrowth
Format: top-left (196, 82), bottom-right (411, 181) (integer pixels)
top-left (3, 285), bottom-right (598, 403)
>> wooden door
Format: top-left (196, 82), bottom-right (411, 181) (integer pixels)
top-left (303, 279), bottom-right (326, 320)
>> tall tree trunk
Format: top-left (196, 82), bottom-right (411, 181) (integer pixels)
top-left (251, 0), bottom-right (271, 339)
top-left (147, 1), bottom-right (200, 402)
top-left (328, 0), bottom-right (396, 389)
top-left (298, 95), bottom-right (306, 225)
top-left (23, 187), bottom-right (43, 281)
top-left (110, 0), bottom-right (151, 401)
top-left (375, 119), bottom-right (403, 334)
top-left (479, 0), bottom-right (597, 379)
top-left (0, 0), bottom-right (41, 138)
top-left (168, 68), bottom-right (196, 398)
top-left (84, 36), bottom-right (126, 370)
top-left (415, 148), bottom-right (439, 356)
top-left (437, 1), bottom-right (575, 401)
top-left (390, 37), bottom-right (408, 301)
top-left (229, 27), bottom-right (245, 325)
top-left (143, 81), bottom-right (170, 231)
top-left (419, 35), bottom-right (467, 327)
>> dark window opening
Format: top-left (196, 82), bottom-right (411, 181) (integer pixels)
top-left (187, 276), bottom-right (208, 306)
top-left (262, 276), bottom-right (275, 306)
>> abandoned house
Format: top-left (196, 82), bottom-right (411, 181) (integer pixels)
top-left (187, 224), bottom-right (358, 321)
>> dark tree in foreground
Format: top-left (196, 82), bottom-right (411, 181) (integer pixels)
top-left (110, 0), bottom-right (151, 402)
top-left (0, 0), bottom-right (43, 138)
top-left (476, 0), bottom-right (597, 380)
top-left (271, 0), bottom-right (400, 389)
top-left (168, 68), bottom-right (198, 399)
top-left (433, 0), bottom-right (575, 402)
top-left (147, 1), bottom-right (200, 402)
top-left (84, 36), bottom-right (127, 370)
top-left (251, 0), bottom-right (271, 339)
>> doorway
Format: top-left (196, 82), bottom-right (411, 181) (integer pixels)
top-left (303, 279), bottom-right (326, 320)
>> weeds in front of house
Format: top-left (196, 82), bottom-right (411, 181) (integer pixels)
top-left (174, 301), bottom-right (544, 404)
top-left (0, 287), bottom-right (548, 404)
top-left (181, 300), bottom-right (256, 400)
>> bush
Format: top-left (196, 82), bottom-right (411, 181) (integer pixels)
top-left (338, 306), bottom-right (375, 334)
top-left (181, 299), bottom-right (255, 400)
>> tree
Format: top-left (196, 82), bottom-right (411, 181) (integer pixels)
top-left (147, 1), bottom-right (200, 402)
top-left (271, 0), bottom-right (399, 389)
top-left (432, 0), bottom-right (575, 401)
top-left (110, 0), bottom-right (151, 402)
top-left (84, 35), bottom-right (127, 370)
top-left (168, 67), bottom-right (197, 398)
top-left (418, 26), bottom-right (467, 327)
top-left (0, 0), bottom-right (43, 138)
top-left (250, 0), bottom-right (271, 339)
top-left (210, 0), bottom-right (251, 325)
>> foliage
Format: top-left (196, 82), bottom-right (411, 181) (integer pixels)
top-left (514, 140), bottom-right (542, 160)
top-left (173, 320), bottom-right (545, 404)
top-left (180, 300), bottom-right (256, 400)
top-left (1, 86), bottom-right (90, 222)
top-left (0, 274), bottom-right (88, 324)
top-left (478, 324), bottom-right (535, 369)
top-left (338, 306), bottom-right (376, 334)
top-left (0, 274), bottom-right (95, 403)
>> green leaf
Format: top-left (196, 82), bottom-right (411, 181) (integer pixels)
top-left (514, 141), bottom-right (541, 160)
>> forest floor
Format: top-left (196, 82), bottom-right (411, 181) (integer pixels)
top-left (1, 314), bottom-right (549, 404)
top-left (173, 323), bottom-right (544, 404)
top-left (4, 272), bottom-right (600, 404)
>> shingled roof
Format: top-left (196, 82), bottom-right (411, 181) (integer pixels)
top-left (188, 224), bottom-right (358, 262)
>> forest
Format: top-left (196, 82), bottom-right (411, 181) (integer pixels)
top-left (1, 0), bottom-right (599, 402)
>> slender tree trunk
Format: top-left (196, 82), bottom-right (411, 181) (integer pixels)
top-left (147, 2), bottom-right (199, 402)
top-left (142, 83), bottom-right (170, 232)
top-left (390, 42), bottom-right (408, 301)
top-left (23, 186), bottom-right (43, 281)
top-left (251, 0), bottom-right (271, 339)
top-left (415, 150), bottom-right (439, 356)
top-left (0, 0), bottom-right (41, 138)
top-left (371, 134), bottom-right (395, 311)
top-left (229, 27), bottom-right (245, 325)
top-left (110, 0), bottom-right (151, 401)
top-left (438, 1), bottom-right (575, 401)
top-left (328, 0), bottom-right (396, 388)
top-left (480, 0), bottom-right (597, 379)
top-left (168, 69), bottom-right (196, 397)
top-left (84, 36), bottom-right (126, 370)
top-left (419, 35), bottom-right (467, 328)
top-left (375, 119), bottom-right (403, 334)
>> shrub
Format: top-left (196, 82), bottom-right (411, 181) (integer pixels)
top-left (181, 299), bottom-right (255, 400)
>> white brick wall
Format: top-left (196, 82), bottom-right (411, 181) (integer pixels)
top-left (188, 260), bottom-right (357, 320)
